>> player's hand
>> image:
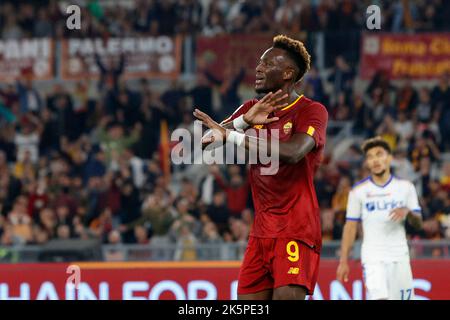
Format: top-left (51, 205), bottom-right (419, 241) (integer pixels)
top-left (336, 261), bottom-right (350, 283)
top-left (243, 89), bottom-right (289, 125)
top-left (193, 109), bottom-right (227, 144)
top-left (389, 207), bottom-right (409, 222)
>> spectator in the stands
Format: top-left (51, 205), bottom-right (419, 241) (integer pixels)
top-left (199, 165), bottom-right (222, 206)
top-left (206, 191), bottom-right (230, 235)
top-left (327, 55), bottom-right (355, 103)
top-left (202, 65), bottom-right (245, 119)
top-left (212, 165), bottom-right (249, 217)
top-left (56, 224), bottom-right (71, 240)
top-left (33, 7), bottom-right (53, 37)
top-left (173, 223), bottom-right (198, 261)
top-left (376, 115), bottom-right (400, 151)
top-left (391, 148), bottom-right (418, 182)
top-left (396, 77), bottom-right (418, 115)
top-left (416, 88), bottom-right (433, 124)
top-left (1, 14), bottom-right (23, 39)
top-left (7, 195), bottom-right (33, 244)
top-left (305, 66), bottom-right (325, 103)
top-left (94, 53), bottom-right (125, 95)
top-left (14, 115), bottom-right (42, 165)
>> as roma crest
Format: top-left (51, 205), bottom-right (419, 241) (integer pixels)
top-left (283, 121), bottom-right (293, 134)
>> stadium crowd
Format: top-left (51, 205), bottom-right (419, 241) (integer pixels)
top-left (1, 0), bottom-right (450, 40)
top-left (0, 0), bottom-right (449, 260)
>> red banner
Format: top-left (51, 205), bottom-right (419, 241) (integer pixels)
top-left (360, 33), bottom-right (450, 79)
top-left (0, 260), bottom-right (448, 300)
top-left (0, 38), bottom-right (54, 82)
top-left (60, 36), bottom-right (182, 81)
top-left (196, 34), bottom-right (273, 85)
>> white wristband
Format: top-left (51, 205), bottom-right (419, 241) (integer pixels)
top-left (226, 130), bottom-right (246, 147)
top-left (232, 115), bottom-right (249, 131)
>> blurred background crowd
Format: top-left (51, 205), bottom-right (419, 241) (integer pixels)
top-left (1, 0), bottom-right (450, 39)
top-left (0, 0), bottom-right (449, 261)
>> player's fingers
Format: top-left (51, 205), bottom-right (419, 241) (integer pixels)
top-left (264, 117), bottom-right (279, 124)
top-left (270, 93), bottom-right (289, 104)
top-left (194, 109), bottom-right (213, 124)
top-left (388, 209), bottom-right (397, 217)
top-left (193, 109), bottom-right (204, 119)
top-left (270, 89), bottom-right (284, 100)
top-left (194, 108), bottom-right (210, 119)
top-left (266, 92), bottom-right (284, 105)
top-left (272, 102), bottom-right (289, 111)
top-left (194, 116), bottom-right (208, 127)
top-left (202, 136), bottom-right (215, 144)
top-left (259, 92), bottom-right (273, 104)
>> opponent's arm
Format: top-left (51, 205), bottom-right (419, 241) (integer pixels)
top-left (336, 220), bottom-right (359, 283)
top-left (389, 207), bottom-right (423, 230)
top-left (390, 182), bottom-right (423, 230)
top-left (407, 211), bottom-right (423, 229)
top-left (337, 189), bottom-right (361, 283)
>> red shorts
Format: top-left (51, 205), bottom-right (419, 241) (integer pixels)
top-left (237, 236), bottom-right (320, 295)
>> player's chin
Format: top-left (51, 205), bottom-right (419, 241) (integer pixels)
top-left (372, 169), bottom-right (385, 176)
top-left (255, 85), bottom-right (269, 94)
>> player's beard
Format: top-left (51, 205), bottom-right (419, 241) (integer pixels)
top-left (255, 85), bottom-right (282, 97)
top-left (372, 169), bottom-right (386, 177)
top-left (255, 87), bottom-right (271, 95)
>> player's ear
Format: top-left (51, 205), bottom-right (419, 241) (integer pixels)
top-left (283, 68), bottom-right (294, 81)
top-left (387, 153), bottom-right (393, 163)
top-left (363, 158), bottom-right (369, 169)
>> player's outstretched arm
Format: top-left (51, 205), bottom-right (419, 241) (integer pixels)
top-left (195, 90), bottom-right (288, 150)
top-left (194, 109), bottom-right (317, 164)
top-left (238, 132), bottom-right (315, 164)
top-left (336, 220), bottom-right (359, 283)
top-left (242, 90), bottom-right (288, 125)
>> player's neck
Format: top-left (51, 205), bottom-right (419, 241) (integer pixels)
top-left (278, 84), bottom-right (300, 105)
top-left (370, 171), bottom-right (392, 187)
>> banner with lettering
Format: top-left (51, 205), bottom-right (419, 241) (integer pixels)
top-left (0, 38), bottom-right (54, 82)
top-left (0, 260), bottom-right (449, 300)
top-left (60, 36), bottom-right (182, 81)
top-left (360, 33), bottom-right (450, 79)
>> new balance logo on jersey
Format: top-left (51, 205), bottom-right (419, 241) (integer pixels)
top-left (365, 200), bottom-right (405, 212)
top-left (288, 267), bottom-right (299, 275)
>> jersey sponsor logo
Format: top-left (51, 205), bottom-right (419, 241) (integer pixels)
top-left (283, 121), bottom-right (293, 134)
top-left (365, 200), bottom-right (405, 212)
top-left (306, 126), bottom-right (315, 136)
top-left (253, 124), bottom-right (263, 129)
top-left (287, 267), bottom-right (300, 275)
top-left (366, 192), bottom-right (391, 198)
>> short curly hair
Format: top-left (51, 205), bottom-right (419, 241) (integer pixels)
top-left (361, 136), bottom-right (392, 155)
top-left (273, 34), bottom-right (311, 82)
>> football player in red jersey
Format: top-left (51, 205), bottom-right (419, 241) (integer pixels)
top-left (193, 35), bottom-right (328, 300)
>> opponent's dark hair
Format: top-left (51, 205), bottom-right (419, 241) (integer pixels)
top-left (361, 136), bottom-right (392, 155)
top-left (273, 34), bottom-right (311, 82)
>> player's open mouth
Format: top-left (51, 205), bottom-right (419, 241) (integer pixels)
top-left (255, 74), bottom-right (264, 84)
